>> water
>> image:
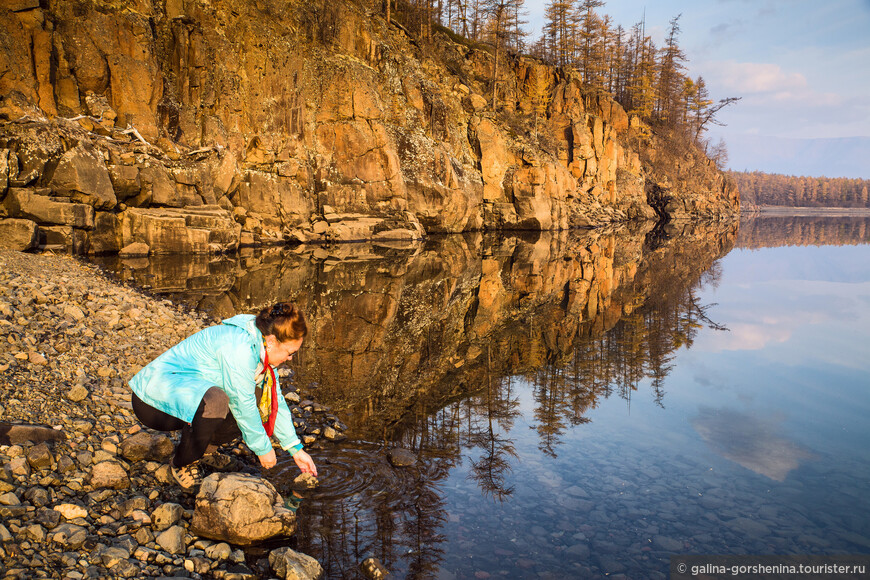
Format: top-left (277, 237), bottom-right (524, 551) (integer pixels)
top-left (91, 216), bottom-right (870, 579)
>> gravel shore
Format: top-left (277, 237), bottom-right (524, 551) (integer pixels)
top-left (0, 249), bottom-right (325, 579)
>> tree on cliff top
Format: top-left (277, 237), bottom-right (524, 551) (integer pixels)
top-left (523, 65), bottom-right (553, 140)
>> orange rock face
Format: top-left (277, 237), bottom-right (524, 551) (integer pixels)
top-left (0, 0), bottom-right (737, 254)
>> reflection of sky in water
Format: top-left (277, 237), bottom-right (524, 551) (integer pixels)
top-left (691, 407), bottom-right (815, 481)
top-left (680, 246), bottom-right (870, 461)
top-left (437, 243), bottom-right (870, 577)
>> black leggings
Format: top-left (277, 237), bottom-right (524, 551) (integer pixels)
top-left (132, 388), bottom-right (242, 468)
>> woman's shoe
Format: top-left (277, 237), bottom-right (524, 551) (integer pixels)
top-left (171, 462), bottom-right (203, 489)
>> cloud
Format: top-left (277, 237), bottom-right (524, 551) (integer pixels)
top-left (698, 321), bottom-right (792, 352)
top-left (711, 60), bottom-right (807, 94)
top-left (692, 407), bottom-right (814, 481)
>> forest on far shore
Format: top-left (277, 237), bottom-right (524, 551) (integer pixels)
top-left (729, 171), bottom-right (870, 208)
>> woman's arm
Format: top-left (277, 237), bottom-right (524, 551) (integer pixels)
top-left (216, 341), bottom-right (275, 457)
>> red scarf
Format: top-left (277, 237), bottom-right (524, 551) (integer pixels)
top-left (261, 347), bottom-right (279, 436)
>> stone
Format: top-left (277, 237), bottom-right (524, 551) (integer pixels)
top-left (191, 473), bottom-right (296, 545)
top-left (88, 461), bottom-right (131, 490)
top-left (55, 503), bottom-right (89, 520)
top-left (37, 225), bottom-right (89, 252)
top-left (119, 242), bottom-right (150, 257)
top-left (466, 93), bottom-right (488, 111)
top-left (5, 456), bottom-right (30, 477)
top-left (152, 502), bottom-right (184, 531)
top-left (155, 524), bottom-right (186, 554)
top-left (7, 1), bottom-right (41, 13)
top-left (35, 507), bottom-right (61, 529)
top-left (119, 207), bottom-right (239, 254)
top-left (118, 431), bottom-right (174, 462)
top-left (0, 423), bottom-right (66, 445)
top-left (359, 557), bottom-right (390, 579)
top-left (204, 542), bottom-right (232, 561)
top-left (108, 165), bottom-right (141, 200)
top-left (47, 144), bottom-right (117, 209)
top-left (0, 218), bottom-right (38, 251)
top-left (3, 188), bottom-right (95, 229)
top-left (25, 442), bottom-right (53, 470)
top-left (728, 517), bottom-right (770, 537)
top-left (137, 164), bottom-right (180, 207)
top-left (291, 473), bottom-right (318, 491)
top-left (23, 523), bottom-right (46, 542)
top-left (387, 447), bottom-right (417, 467)
top-left (653, 535), bottom-right (683, 552)
top-left (565, 542), bottom-right (590, 558)
top-left (89, 211), bottom-right (122, 254)
top-left (67, 384), bottom-right (89, 402)
top-left (49, 523), bottom-right (88, 549)
top-left (24, 486), bottom-right (49, 507)
top-left (0, 492), bottom-right (20, 505)
top-left (99, 546), bottom-right (131, 567)
top-left (269, 546), bottom-right (324, 580)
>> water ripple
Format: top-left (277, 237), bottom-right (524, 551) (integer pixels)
top-left (273, 443), bottom-right (421, 508)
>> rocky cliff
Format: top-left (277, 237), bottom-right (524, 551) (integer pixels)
top-left (0, 0), bottom-right (739, 254)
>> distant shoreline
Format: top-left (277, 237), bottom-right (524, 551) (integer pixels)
top-left (742, 206), bottom-right (870, 217)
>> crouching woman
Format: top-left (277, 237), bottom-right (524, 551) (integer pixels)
top-left (129, 302), bottom-right (317, 489)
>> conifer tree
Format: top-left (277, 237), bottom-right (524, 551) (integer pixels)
top-left (657, 15), bottom-right (686, 124)
top-left (543, 0), bottom-right (573, 67)
top-left (524, 66), bottom-right (553, 140)
top-left (578, 0), bottom-right (605, 84)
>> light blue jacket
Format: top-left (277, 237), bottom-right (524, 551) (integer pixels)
top-left (130, 314), bottom-right (302, 457)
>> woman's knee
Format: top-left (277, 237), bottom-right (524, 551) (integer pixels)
top-left (201, 387), bottom-right (230, 419)
top-left (132, 393), bottom-right (186, 432)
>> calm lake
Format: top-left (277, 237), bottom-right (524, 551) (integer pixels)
top-left (92, 215), bottom-right (870, 579)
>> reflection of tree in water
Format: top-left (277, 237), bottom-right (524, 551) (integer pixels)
top-left (737, 215), bottom-right (870, 249)
top-left (526, 253), bottom-right (727, 455)
top-left (467, 346), bottom-right (520, 500)
top-left (292, 452), bottom-right (452, 579)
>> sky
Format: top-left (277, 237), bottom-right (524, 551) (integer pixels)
top-left (523, 0), bottom-right (870, 176)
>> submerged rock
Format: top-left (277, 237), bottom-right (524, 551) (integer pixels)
top-left (360, 556), bottom-right (391, 579)
top-left (387, 447), bottom-right (417, 468)
top-left (269, 546), bottom-right (324, 580)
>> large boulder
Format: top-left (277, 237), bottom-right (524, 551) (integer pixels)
top-left (191, 473), bottom-right (296, 545)
top-left (47, 144), bottom-right (116, 209)
top-left (4, 188), bottom-right (94, 229)
top-left (118, 206), bottom-right (240, 253)
top-left (0, 218), bottom-right (38, 250)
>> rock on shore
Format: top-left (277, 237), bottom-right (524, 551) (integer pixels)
top-left (0, 249), bottom-right (323, 579)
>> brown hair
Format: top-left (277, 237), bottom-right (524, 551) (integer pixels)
top-left (255, 302), bottom-right (307, 342)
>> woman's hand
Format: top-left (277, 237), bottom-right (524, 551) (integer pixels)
top-left (293, 450), bottom-right (318, 477)
top-left (258, 449), bottom-right (277, 469)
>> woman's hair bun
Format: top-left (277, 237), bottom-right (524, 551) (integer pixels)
top-left (270, 302), bottom-right (294, 318)
top-left (256, 302), bottom-right (307, 342)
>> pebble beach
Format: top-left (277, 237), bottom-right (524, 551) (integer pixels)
top-left (0, 249), bottom-right (328, 579)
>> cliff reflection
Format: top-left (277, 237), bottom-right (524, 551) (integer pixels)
top-left (92, 221), bottom-right (736, 578)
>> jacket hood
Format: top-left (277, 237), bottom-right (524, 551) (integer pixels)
top-left (221, 314), bottom-right (261, 341)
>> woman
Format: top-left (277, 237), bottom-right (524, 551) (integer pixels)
top-left (129, 302), bottom-right (317, 489)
